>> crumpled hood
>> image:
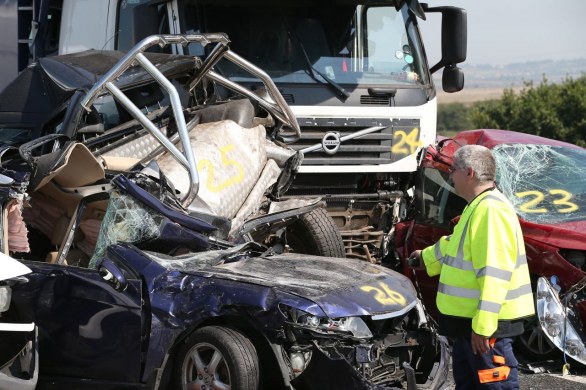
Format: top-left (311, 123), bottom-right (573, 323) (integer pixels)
top-left (521, 219), bottom-right (586, 250)
top-left (186, 253), bottom-right (419, 318)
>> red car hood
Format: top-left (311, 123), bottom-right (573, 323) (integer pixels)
top-left (520, 219), bottom-right (586, 250)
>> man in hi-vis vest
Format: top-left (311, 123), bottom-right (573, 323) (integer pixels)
top-left (409, 145), bottom-right (534, 389)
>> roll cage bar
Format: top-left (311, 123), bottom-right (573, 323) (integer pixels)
top-left (80, 34), bottom-right (301, 207)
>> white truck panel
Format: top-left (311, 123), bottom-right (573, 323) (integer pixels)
top-left (59, 0), bottom-right (116, 54)
top-left (293, 98), bottom-right (437, 173)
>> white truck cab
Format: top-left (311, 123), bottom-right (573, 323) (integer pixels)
top-left (3, 0), bottom-right (466, 263)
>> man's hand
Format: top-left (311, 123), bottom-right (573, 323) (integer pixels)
top-left (407, 250), bottom-right (423, 268)
top-left (471, 331), bottom-right (490, 355)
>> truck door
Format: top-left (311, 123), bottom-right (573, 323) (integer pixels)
top-left (0, 0), bottom-right (63, 93)
top-left (116, 0), bottom-right (179, 53)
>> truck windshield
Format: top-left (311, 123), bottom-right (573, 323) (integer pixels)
top-left (178, 1), bottom-right (428, 87)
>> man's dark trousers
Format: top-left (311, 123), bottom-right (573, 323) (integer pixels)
top-left (452, 336), bottom-right (519, 389)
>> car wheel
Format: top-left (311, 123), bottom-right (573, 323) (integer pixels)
top-left (514, 318), bottom-right (559, 361)
top-left (175, 326), bottom-right (259, 390)
top-left (286, 207), bottom-right (345, 258)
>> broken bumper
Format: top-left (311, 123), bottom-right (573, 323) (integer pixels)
top-left (289, 334), bottom-right (450, 390)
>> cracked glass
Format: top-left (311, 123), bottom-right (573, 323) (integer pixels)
top-left (89, 191), bottom-right (164, 268)
top-left (494, 144), bottom-right (586, 224)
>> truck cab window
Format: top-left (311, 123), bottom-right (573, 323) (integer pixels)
top-left (176, 1), bottom-right (427, 87)
top-left (365, 6), bottom-right (421, 83)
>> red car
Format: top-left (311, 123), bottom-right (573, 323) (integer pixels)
top-left (395, 129), bottom-right (586, 364)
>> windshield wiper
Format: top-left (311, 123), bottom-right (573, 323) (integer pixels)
top-left (288, 31), bottom-right (350, 102)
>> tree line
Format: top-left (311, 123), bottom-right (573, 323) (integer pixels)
top-left (437, 75), bottom-right (586, 147)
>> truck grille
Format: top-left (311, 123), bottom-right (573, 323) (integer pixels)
top-left (291, 117), bottom-right (421, 165)
top-left (360, 95), bottom-right (391, 105)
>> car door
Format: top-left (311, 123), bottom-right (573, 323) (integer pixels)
top-left (400, 166), bottom-right (467, 319)
top-left (1, 187), bottom-right (145, 386)
top-left (11, 260), bottom-right (144, 385)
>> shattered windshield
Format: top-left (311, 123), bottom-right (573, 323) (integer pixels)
top-left (89, 191), bottom-right (165, 268)
top-left (178, 1), bottom-right (427, 86)
top-left (494, 144), bottom-right (586, 224)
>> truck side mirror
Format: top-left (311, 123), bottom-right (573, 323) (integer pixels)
top-left (440, 7), bottom-right (467, 66)
top-left (442, 65), bottom-right (464, 93)
top-left (426, 6), bottom-right (467, 74)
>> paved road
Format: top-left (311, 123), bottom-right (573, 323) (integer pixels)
top-left (444, 354), bottom-right (586, 389)
top-left (517, 355), bottom-right (586, 390)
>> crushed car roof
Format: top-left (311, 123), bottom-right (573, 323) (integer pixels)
top-left (0, 50), bottom-right (197, 137)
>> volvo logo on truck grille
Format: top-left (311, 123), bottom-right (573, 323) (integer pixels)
top-left (322, 132), bottom-right (341, 155)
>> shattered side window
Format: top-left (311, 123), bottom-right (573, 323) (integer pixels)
top-left (0, 128), bottom-right (33, 146)
top-left (414, 167), bottom-right (466, 226)
top-left (89, 191), bottom-right (164, 268)
top-left (494, 144), bottom-right (586, 224)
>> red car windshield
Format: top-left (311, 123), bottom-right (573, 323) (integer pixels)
top-left (493, 144), bottom-right (586, 224)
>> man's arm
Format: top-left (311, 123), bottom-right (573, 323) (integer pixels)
top-left (418, 235), bottom-right (451, 276)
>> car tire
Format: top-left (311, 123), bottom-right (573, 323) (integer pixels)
top-left (514, 317), bottom-right (560, 361)
top-left (286, 207), bottom-right (345, 258)
top-left (175, 326), bottom-right (259, 390)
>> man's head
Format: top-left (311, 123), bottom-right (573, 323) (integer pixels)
top-left (450, 145), bottom-right (496, 201)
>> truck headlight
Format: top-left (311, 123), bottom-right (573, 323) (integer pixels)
top-left (536, 277), bottom-right (586, 365)
top-left (279, 304), bottom-right (373, 339)
top-left (0, 285), bottom-right (11, 312)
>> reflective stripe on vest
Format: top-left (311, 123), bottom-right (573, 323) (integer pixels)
top-left (442, 193), bottom-right (526, 279)
top-left (436, 191), bottom-right (533, 322)
top-left (434, 240), bottom-right (445, 265)
top-left (438, 281), bottom-right (533, 302)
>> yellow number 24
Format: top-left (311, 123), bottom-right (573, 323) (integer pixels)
top-left (391, 128), bottom-right (422, 155)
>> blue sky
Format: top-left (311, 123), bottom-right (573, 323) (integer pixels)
top-left (419, 0), bottom-right (586, 66)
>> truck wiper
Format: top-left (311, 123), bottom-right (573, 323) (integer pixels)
top-left (289, 31), bottom-right (350, 102)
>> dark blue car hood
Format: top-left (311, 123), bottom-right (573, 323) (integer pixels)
top-left (155, 251), bottom-right (419, 318)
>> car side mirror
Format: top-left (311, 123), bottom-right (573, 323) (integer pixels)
top-left (99, 259), bottom-right (128, 291)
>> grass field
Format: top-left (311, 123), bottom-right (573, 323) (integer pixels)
top-left (437, 87), bottom-right (522, 105)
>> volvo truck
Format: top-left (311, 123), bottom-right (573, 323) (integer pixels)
top-left (2, 0), bottom-right (467, 263)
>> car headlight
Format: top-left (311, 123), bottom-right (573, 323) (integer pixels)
top-left (536, 277), bottom-right (586, 365)
top-left (279, 304), bottom-right (373, 339)
top-left (0, 285), bottom-right (12, 312)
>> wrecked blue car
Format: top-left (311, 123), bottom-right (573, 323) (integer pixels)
top-left (0, 163), bottom-right (448, 390)
top-left (0, 34), bottom-right (448, 389)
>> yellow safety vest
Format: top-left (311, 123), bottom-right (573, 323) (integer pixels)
top-left (422, 189), bottom-right (534, 337)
